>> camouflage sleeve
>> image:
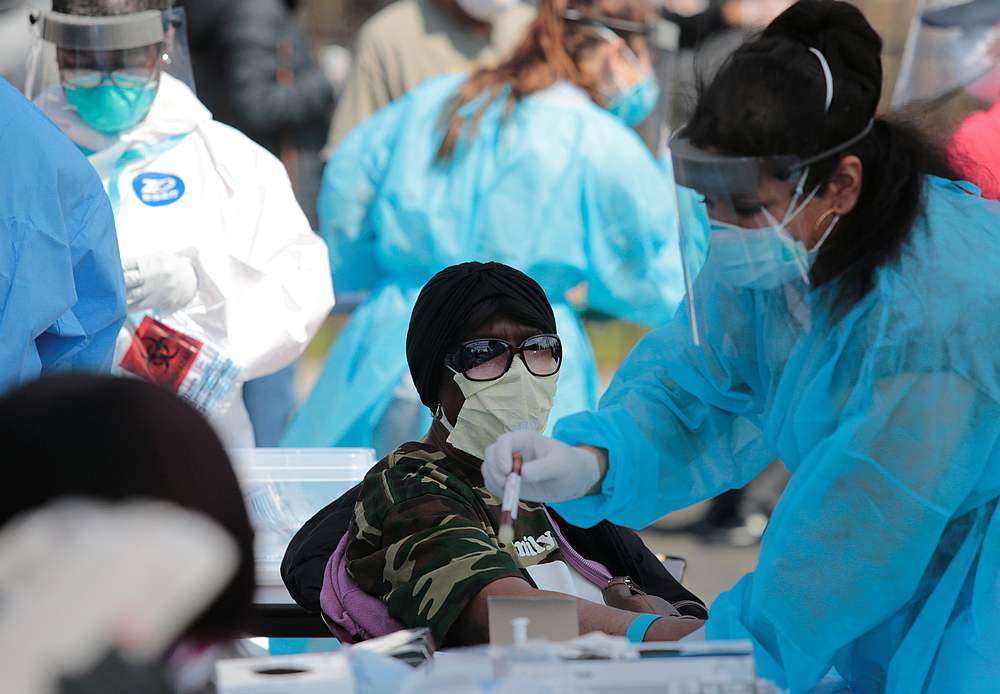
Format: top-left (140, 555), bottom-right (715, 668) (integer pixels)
top-left (347, 492), bottom-right (524, 647)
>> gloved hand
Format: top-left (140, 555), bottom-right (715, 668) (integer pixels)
top-left (122, 252), bottom-right (198, 314)
top-left (483, 430), bottom-right (602, 503)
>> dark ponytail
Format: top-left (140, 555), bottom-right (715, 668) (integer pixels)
top-left (686, 0), bottom-right (953, 312)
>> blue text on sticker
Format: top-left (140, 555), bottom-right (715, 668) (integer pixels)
top-left (133, 172), bottom-right (186, 207)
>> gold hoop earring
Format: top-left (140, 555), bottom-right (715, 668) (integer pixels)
top-left (814, 209), bottom-right (838, 233)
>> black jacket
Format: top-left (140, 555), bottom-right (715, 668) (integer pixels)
top-left (281, 483), bottom-right (707, 620)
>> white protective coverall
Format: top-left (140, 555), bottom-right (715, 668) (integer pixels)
top-left (36, 74), bottom-right (335, 446)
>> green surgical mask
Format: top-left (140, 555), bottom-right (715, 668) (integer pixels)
top-left (438, 358), bottom-right (558, 460)
top-left (65, 82), bottom-right (158, 134)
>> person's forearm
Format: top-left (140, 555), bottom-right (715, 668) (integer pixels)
top-left (576, 597), bottom-right (704, 641)
top-left (580, 445), bottom-right (609, 495)
top-left (452, 577), bottom-right (704, 646)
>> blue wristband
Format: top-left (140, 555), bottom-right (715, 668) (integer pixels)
top-left (626, 614), bottom-right (662, 644)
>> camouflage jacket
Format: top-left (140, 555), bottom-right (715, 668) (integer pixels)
top-left (346, 441), bottom-right (566, 647)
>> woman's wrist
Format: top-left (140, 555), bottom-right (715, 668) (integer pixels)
top-left (579, 445), bottom-right (609, 496)
top-left (626, 613), bottom-right (662, 643)
top-left (645, 616), bottom-right (706, 642)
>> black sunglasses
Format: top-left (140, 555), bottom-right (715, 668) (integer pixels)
top-left (445, 334), bottom-right (562, 382)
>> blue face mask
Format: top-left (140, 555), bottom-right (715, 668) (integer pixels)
top-left (707, 177), bottom-right (839, 290)
top-left (606, 73), bottom-right (660, 127)
top-left (64, 82), bottom-right (158, 134)
top-left (708, 222), bottom-right (810, 290)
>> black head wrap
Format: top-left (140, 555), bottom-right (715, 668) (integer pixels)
top-left (406, 262), bottom-right (556, 410)
top-left (0, 374), bottom-right (254, 640)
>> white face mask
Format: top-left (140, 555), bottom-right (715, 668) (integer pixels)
top-left (455, 0), bottom-right (516, 22)
top-left (438, 358), bottom-right (558, 459)
top-left (707, 171), bottom-right (838, 290)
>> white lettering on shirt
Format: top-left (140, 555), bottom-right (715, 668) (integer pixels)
top-left (512, 530), bottom-right (556, 557)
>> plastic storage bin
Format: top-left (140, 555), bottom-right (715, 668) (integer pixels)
top-left (229, 448), bottom-right (376, 587)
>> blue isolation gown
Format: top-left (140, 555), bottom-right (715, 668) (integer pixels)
top-left (553, 177), bottom-right (1000, 693)
top-left (283, 75), bottom-right (687, 450)
top-left (0, 78), bottom-right (125, 393)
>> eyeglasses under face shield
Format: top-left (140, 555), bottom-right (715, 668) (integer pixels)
top-left (37, 10), bottom-right (166, 86)
top-left (25, 8), bottom-right (197, 111)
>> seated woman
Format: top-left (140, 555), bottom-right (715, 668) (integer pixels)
top-left (319, 262), bottom-right (706, 647)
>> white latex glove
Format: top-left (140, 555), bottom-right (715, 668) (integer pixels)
top-left (122, 252), bottom-right (198, 314)
top-left (483, 430), bottom-right (602, 503)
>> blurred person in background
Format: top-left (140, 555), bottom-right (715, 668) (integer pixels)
top-left (28, 0), bottom-right (334, 448)
top-left (323, 0), bottom-right (534, 153)
top-left (179, 0), bottom-right (337, 446)
top-left (0, 0), bottom-right (46, 89)
top-left (282, 0), bottom-right (692, 456)
top-left (662, 0), bottom-right (794, 48)
top-left (0, 76), bottom-right (125, 395)
top-left (0, 374), bottom-right (255, 692)
top-left (662, 0), bottom-right (793, 129)
top-left (891, 0), bottom-right (1000, 199)
top-left (180, 0), bottom-right (335, 230)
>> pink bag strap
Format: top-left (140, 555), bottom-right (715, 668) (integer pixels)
top-left (543, 507), bottom-right (613, 587)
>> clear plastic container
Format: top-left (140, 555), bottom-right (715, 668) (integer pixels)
top-left (229, 448), bottom-right (376, 586)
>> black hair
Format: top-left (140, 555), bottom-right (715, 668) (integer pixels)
top-left (53, 0), bottom-right (172, 15)
top-left (686, 0), bottom-right (954, 312)
top-left (0, 375), bottom-right (254, 642)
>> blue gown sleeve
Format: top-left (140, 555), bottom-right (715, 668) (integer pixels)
top-left (708, 372), bottom-right (1000, 691)
top-left (37, 188), bottom-right (124, 374)
top-left (580, 138), bottom-right (692, 327)
top-left (551, 278), bottom-right (775, 529)
top-left (0, 82), bottom-right (125, 390)
top-left (318, 97), bottom-right (408, 294)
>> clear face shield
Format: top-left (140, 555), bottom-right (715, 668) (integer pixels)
top-left (891, 0), bottom-right (1000, 132)
top-left (25, 7), bottom-right (195, 135)
top-left (667, 45), bottom-right (875, 345)
top-left (668, 119), bottom-right (873, 346)
top-left (643, 18), bottom-right (681, 151)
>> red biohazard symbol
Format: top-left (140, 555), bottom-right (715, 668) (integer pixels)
top-left (120, 316), bottom-right (203, 392)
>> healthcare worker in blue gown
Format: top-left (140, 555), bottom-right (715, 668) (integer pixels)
top-left (0, 77), bottom-right (125, 393)
top-left (485, 2), bottom-right (1000, 692)
top-left (282, 0), bottom-right (689, 455)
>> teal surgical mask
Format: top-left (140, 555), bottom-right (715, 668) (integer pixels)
top-left (606, 72), bottom-right (659, 127)
top-left (64, 81), bottom-right (158, 134)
